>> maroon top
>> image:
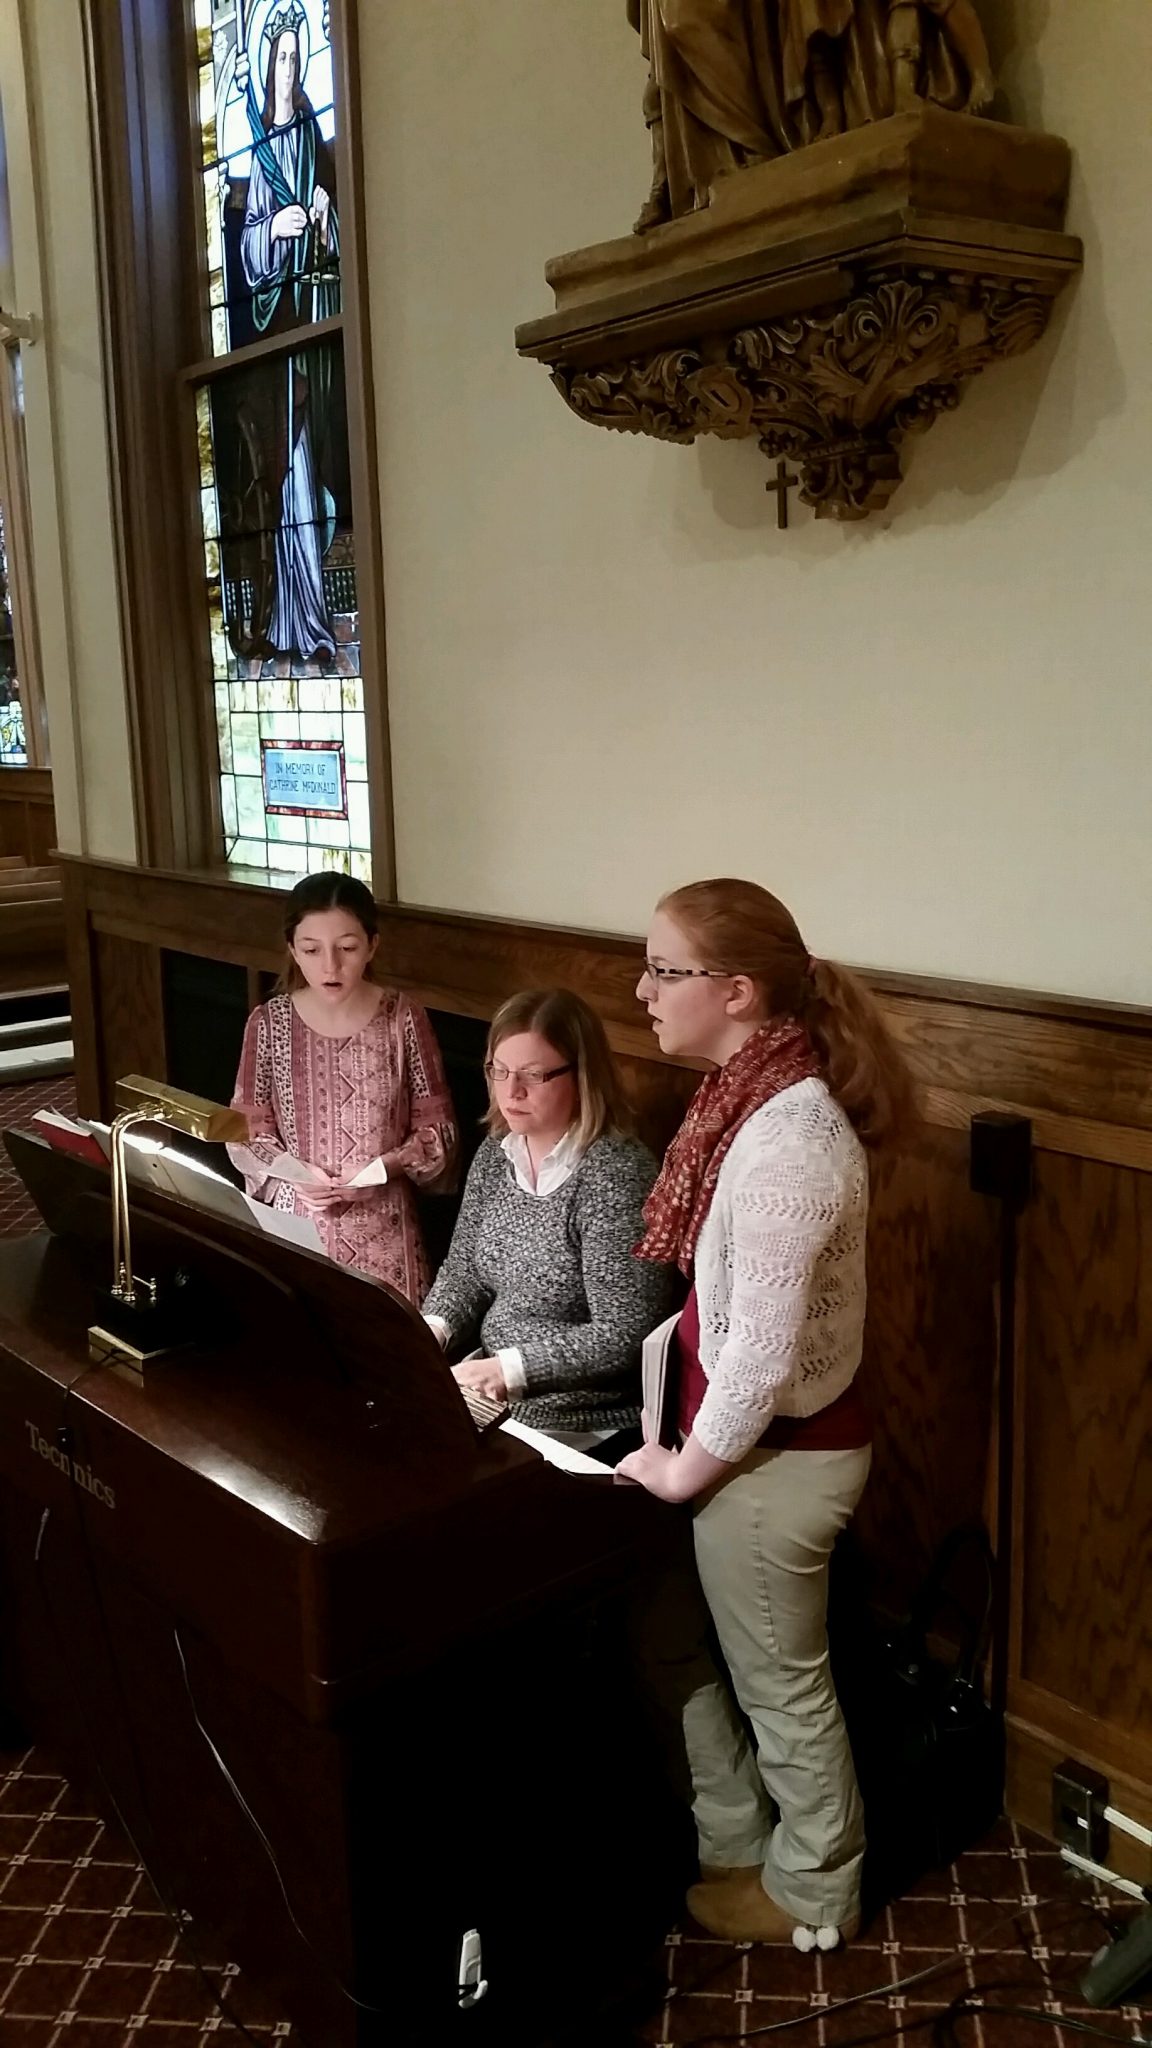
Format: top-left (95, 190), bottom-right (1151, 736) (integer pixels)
top-left (673, 1284), bottom-right (871, 1451)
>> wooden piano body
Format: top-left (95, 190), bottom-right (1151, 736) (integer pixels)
top-left (0, 1133), bottom-right (688, 2045)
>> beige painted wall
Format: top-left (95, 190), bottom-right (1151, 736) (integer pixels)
top-left (361, 0), bottom-right (1152, 1005)
top-left (0, 0), bottom-right (135, 861)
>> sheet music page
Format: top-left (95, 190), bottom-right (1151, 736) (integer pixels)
top-left (150, 1153), bottom-right (251, 1222)
top-left (243, 1195), bottom-right (325, 1256)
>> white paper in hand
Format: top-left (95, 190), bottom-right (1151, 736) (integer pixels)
top-left (344, 1157), bottom-right (388, 1188)
top-left (270, 1153), bottom-right (333, 1187)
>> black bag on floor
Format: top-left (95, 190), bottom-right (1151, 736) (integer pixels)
top-left (831, 1524), bottom-right (1006, 1911)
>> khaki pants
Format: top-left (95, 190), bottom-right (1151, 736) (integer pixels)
top-left (642, 1443), bottom-right (872, 1927)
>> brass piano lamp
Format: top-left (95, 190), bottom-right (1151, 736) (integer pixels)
top-left (87, 1075), bottom-right (248, 1375)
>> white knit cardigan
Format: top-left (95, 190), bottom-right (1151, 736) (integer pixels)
top-left (690, 1076), bottom-right (868, 1463)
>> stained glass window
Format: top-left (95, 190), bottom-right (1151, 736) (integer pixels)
top-left (191, 0), bottom-right (368, 884)
top-left (0, 506), bottom-right (27, 764)
top-left (0, 99), bottom-right (36, 768)
top-left (194, 0), bottom-right (340, 358)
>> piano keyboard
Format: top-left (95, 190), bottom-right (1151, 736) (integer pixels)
top-left (459, 1386), bottom-right (510, 1434)
top-left (456, 1387), bottom-right (613, 1476)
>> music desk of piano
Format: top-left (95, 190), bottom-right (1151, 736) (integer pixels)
top-left (0, 1131), bottom-right (689, 2045)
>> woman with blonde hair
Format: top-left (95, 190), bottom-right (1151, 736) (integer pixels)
top-left (617, 878), bottom-right (916, 1948)
top-left (423, 988), bottom-right (672, 1454)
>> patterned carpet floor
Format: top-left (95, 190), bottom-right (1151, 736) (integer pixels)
top-left (0, 1079), bottom-right (78, 1240)
top-left (0, 1078), bottom-right (1149, 2046)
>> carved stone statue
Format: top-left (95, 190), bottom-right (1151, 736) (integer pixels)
top-left (629, 0), bottom-right (995, 232)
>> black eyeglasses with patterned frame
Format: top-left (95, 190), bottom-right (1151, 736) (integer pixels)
top-left (641, 959), bottom-right (735, 984)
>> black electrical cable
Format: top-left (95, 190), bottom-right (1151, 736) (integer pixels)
top-left (657, 1894), bottom-right (1068, 2037)
top-left (939, 2003), bottom-right (1151, 2047)
top-left (652, 1892), bottom-right (1139, 2048)
top-left (172, 1625), bottom-right (394, 2017)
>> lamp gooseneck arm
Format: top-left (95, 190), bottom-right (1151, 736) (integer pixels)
top-left (109, 1105), bottom-right (161, 1304)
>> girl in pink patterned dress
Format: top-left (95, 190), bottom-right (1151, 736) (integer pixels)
top-left (228, 873), bottom-right (457, 1303)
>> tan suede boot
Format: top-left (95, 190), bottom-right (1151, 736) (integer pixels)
top-left (687, 1867), bottom-right (860, 1948)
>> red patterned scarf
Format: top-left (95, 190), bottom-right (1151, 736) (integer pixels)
top-left (636, 1019), bottom-right (821, 1275)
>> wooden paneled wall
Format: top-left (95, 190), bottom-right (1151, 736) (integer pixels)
top-left (0, 770), bottom-right (63, 994)
top-left (56, 854), bottom-right (1152, 1862)
top-left (0, 767), bottom-right (56, 870)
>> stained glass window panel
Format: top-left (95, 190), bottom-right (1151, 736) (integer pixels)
top-left (197, 0), bottom-right (340, 357)
top-left (198, 335), bottom-right (368, 881)
top-left (0, 507), bottom-right (26, 763)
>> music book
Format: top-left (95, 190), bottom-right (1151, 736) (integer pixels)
top-left (30, 1109), bottom-right (106, 1168)
top-left (641, 1312), bottom-right (681, 1450)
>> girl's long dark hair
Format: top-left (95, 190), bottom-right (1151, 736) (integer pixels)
top-left (276, 871), bottom-right (379, 992)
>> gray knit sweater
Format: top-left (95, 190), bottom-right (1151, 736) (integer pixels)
top-left (422, 1132), bottom-right (673, 1435)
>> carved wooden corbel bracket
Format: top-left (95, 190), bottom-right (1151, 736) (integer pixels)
top-left (517, 112), bottom-right (1082, 522)
top-left (547, 266), bottom-right (1066, 520)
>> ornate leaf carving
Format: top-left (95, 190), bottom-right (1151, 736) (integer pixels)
top-left (551, 353), bottom-right (700, 443)
top-left (545, 267), bottom-right (1063, 519)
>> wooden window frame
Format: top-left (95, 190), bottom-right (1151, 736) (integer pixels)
top-left (80, 0), bottom-right (394, 893)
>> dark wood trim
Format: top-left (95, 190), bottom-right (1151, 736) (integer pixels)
top-left (55, 853), bottom-right (1152, 1130)
top-left (80, 0), bottom-right (213, 870)
top-left (1010, 1682), bottom-right (1152, 1792)
top-left (59, 863), bottom-right (101, 1107)
top-left (176, 312), bottom-right (346, 388)
top-left (0, 766), bottom-right (51, 801)
top-left (925, 1085), bottom-right (1152, 1173)
top-left (865, 964), bottom-right (1152, 1033)
top-left (331, 0), bottom-right (395, 897)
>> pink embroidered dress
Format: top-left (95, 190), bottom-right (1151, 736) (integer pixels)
top-left (228, 988), bottom-right (457, 1303)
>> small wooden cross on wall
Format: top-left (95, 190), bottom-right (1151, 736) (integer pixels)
top-left (767, 458), bottom-right (800, 530)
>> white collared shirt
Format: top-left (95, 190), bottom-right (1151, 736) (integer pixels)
top-left (499, 1125), bottom-right (584, 1200)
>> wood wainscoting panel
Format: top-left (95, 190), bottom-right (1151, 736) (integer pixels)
top-left (1016, 1150), bottom-right (1152, 1740)
top-left (881, 989), bottom-right (1152, 1132)
top-left (0, 767), bottom-right (57, 868)
top-left (855, 1123), bottom-right (998, 1614)
top-left (616, 1050), bottom-right (699, 1160)
top-left (377, 902), bottom-right (651, 1035)
top-left (1009, 1679), bottom-right (1152, 1799)
top-left (92, 931), bottom-right (167, 1099)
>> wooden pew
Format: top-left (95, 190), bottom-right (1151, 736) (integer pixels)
top-left (0, 860), bottom-right (66, 997)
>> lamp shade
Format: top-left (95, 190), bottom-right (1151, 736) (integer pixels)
top-left (113, 1076), bottom-right (249, 1146)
